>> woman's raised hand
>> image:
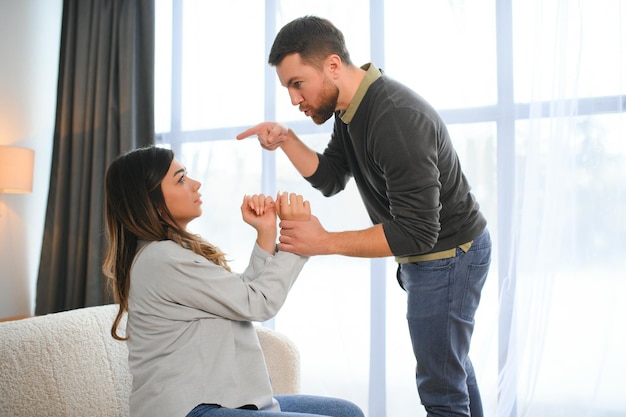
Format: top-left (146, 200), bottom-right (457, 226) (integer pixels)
top-left (241, 194), bottom-right (277, 228)
top-left (241, 194), bottom-right (278, 254)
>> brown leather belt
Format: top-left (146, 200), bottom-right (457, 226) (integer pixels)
top-left (395, 240), bottom-right (473, 264)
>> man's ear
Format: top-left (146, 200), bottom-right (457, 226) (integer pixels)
top-left (325, 54), bottom-right (343, 79)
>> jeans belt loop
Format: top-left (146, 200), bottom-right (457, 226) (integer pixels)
top-left (395, 240), bottom-right (473, 264)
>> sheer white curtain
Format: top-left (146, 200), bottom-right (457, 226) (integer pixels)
top-left (501, 1), bottom-right (626, 416)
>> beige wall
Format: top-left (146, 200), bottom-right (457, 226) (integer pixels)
top-left (0, 0), bottom-right (62, 317)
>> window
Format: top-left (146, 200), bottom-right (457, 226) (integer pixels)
top-left (155, 1), bottom-right (626, 416)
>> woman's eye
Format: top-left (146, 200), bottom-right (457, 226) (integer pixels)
top-left (178, 175), bottom-right (186, 184)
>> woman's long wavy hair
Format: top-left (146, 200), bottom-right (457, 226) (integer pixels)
top-left (103, 146), bottom-right (230, 340)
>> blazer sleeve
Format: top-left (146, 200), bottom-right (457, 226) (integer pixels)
top-left (130, 241), bottom-right (308, 323)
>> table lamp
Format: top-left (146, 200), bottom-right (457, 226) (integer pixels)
top-left (0, 146), bottom-right (35, 214)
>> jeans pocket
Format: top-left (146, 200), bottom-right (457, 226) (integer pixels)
top-left (460, 261), bottom-right (490, 321)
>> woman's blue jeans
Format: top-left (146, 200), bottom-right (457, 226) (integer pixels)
top-left (185, 395), bottom-right (365, 417)
top-left (397, 228), bottom-right (492, 417)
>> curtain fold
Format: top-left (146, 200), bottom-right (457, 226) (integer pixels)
top-left (36, 0), bottom-right (155, 314)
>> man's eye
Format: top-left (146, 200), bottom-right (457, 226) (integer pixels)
top-left (293, 81), bottom-right (302, 88)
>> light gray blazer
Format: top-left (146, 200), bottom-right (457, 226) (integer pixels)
top-left (126, 240), bottom-right (308, 417)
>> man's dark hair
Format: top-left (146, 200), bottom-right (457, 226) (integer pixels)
top-left (268, 16), bottom-right (353, 68)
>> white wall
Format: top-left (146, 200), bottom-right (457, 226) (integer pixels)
top-left (0, 0), bottom-right (62, 317)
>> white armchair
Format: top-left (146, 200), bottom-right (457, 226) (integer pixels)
top-left (0, 304), bottom-right (300, 417)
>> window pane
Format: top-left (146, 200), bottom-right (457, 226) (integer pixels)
top-left (181, 0), bottom-right (265, 130)
top-left (274, 1), bottom-right (371, 122)
top-left (514, 113), bottom-right (626, 414)
top-left (446, 123), bottom-right (498, 234)
top-left (385, 0), bottom-right (497, 109)
top-left (181, 140), bottom-right (263, 272)
top-left (516, 113), bottom-right (626, 265)
top-left (277, 254), bottom-right (371, 408)
top-left (275, 132), bottom-right (372, 231)
top-left (514, 0), bottom-right (626, 102)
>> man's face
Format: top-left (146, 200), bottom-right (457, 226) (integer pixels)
top-left (276, 53), bottom-right (339, 125)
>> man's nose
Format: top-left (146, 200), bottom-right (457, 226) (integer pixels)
top-left (289, 91), bottom-right (303, 106)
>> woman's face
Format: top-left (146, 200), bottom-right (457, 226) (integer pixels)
top-left (161, 158), bottom-right (202, 229)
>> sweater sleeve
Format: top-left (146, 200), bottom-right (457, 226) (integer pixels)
top-left (305, 121), bottom-right (353, 197)
top-left (130, 241), bottom-right (308, 323)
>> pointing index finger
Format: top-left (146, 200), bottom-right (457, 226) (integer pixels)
top-left (236, 126), bottom-right (260, 140)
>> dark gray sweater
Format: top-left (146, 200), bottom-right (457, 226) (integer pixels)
top-left (306, 74), bottom-right (486, 258)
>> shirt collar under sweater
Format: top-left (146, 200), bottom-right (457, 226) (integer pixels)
top-left (339, 63), bottom-right (382, 124)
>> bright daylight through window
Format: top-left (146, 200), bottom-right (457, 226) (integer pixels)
top-left (154, 1), bottom-right (626, 416)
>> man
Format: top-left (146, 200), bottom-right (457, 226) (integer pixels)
top-left (237, 16), bottom-right (491, 417)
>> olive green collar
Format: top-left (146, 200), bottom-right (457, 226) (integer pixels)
top-left (339, 63), bottom-right (382, 124)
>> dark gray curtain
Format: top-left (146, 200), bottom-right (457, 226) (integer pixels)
top-left (36, 0), bottom-right (155, 314)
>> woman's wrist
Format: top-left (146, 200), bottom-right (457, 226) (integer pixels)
top-left (256, 228), bottom-right (278, 255)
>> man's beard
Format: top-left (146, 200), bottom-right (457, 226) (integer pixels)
top-left (309, 78), bottom-right (339, 125)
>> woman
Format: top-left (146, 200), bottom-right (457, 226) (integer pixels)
top-left (103, 147), bottom-right (363, 417)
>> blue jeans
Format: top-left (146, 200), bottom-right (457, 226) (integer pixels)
top-left (397, 228), bottom-right (492, 417)
top-left (185, 395), bottom-right (365, 417)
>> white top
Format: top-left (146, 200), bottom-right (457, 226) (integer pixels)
top-left (126, 240), bottom-right (308, 417)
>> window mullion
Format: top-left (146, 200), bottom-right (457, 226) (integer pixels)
top-left (262, 0), bottom-right (277, 200)
top-left (261, 0), bottom-right (278, 330)
top-left (369, 1), bottom-right (387, 417)
top-left (170, 0), bottom-right (183, 156)
top-left (495, 0), bottom-right (517, 417)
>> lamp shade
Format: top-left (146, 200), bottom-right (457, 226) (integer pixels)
top-left (0, 146), bottom-right (35, 194)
